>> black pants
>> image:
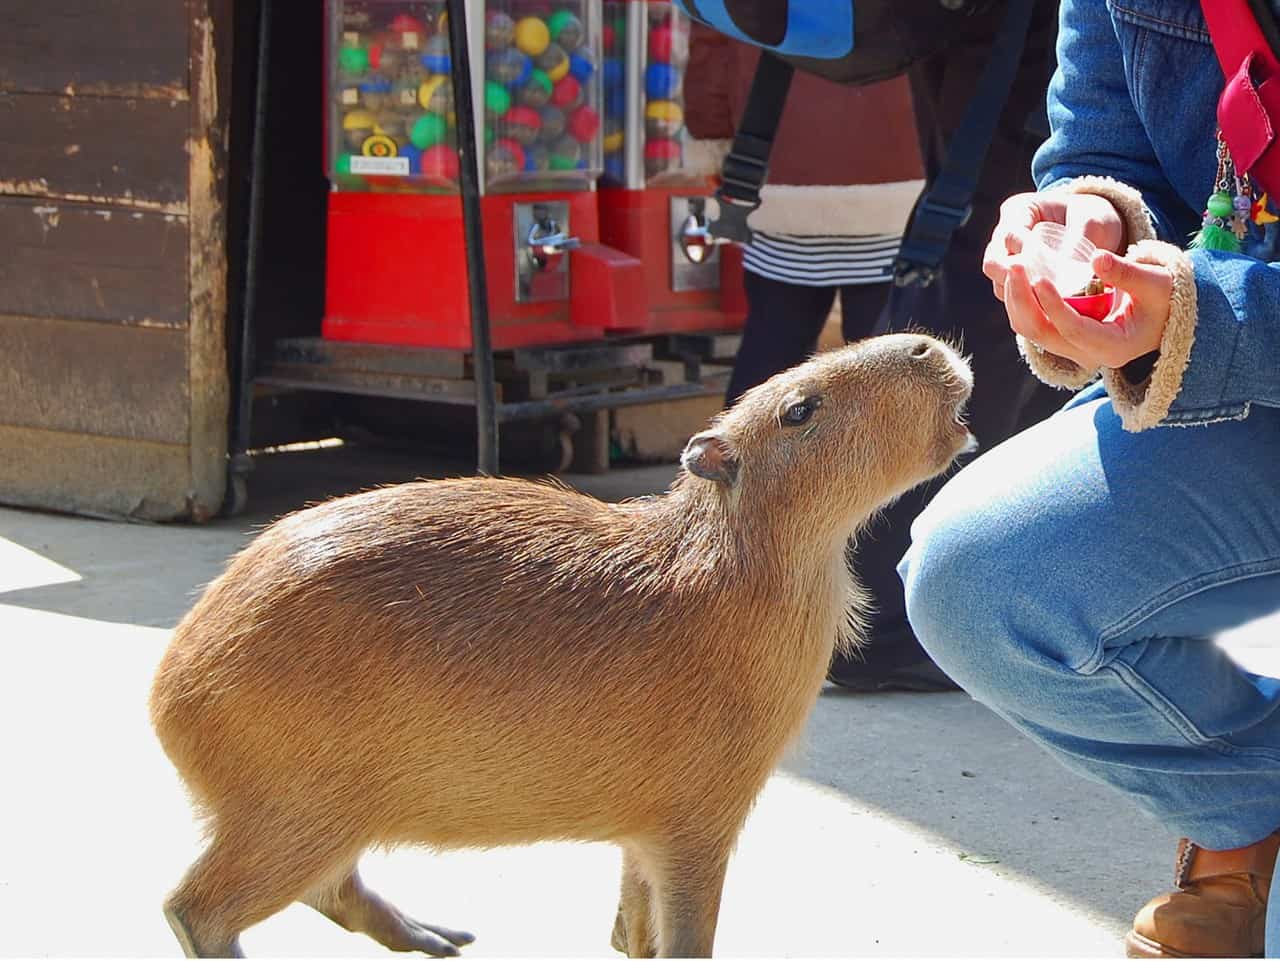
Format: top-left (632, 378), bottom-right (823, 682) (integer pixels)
top-left (725, 1), bottom-right (1064, 676)
top-left (725, 274), bottom-right (893, 402)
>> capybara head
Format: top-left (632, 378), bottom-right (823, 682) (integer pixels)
top-left (680, 333), bottom-right (972, 533)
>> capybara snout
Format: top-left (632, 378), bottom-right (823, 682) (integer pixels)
top-left (151, 334), bottom-right (971, 958)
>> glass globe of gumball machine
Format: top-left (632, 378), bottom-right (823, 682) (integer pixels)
top-left (595, 0), bottom-right (745, 335)
top-left (323, 0), bottom-right (644, 350)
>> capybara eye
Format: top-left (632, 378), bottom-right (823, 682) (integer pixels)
top-left (783, 398), bottom-right (819, 426)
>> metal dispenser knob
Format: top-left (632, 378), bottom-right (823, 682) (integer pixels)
top-left (526, 205), bottom-right (581, 273)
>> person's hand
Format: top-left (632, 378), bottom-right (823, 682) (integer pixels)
top-left (1005, 250), bottom-right (1173, 369)
top-left (983, 191), bottom-right (1126, 301)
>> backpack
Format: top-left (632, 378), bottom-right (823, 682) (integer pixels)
top-left (674, 0), bottom-right (1040, 287)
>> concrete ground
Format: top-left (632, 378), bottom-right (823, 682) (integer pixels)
top-left (1, 443), bottom-right (1276, 958)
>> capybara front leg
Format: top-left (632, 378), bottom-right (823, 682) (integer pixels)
top-left (654, 842), bottom-right (731, 959)
top-left (307, 868), bottom-right (475, 957)
top-left (610, 849), bottom-right (656, 958)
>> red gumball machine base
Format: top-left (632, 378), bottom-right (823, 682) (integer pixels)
top-left (322, 190), bottom-right (646, 349)
top-left (599, 186), bottom-right (745, 335)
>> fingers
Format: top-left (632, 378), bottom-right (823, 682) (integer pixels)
top-left (1003, 264), bottom-right (1077, 359)
top-left (1091, 251), bottom-right (1173, 301)
top-left (1032, 276), bottom-right (1128, 365)
top-left (1064, 193), bottom-right (1127, 253)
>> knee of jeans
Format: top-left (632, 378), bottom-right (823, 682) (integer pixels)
top-left (898, 500), bottom-right (1032, 701)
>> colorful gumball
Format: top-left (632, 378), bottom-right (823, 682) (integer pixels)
top-left (334, 153), bottom-right (354, 177)
top-left (399, 142), bottom-right (423, 172)
top-left (518, 69), bottom-right (553, 108)
top-left (547, 11), bottom-right (584, 51)
top-left (645, 137), bottom-right (681, 177)
top-left (525, 144), bottom-right (551, 172)
top-left (485, 11), bottom-right (516, 50)
top-left (421, 35), bottom-right (451, 73)
top-left (484, 80), bottom-right (512, 117)
top-left (549, 135), bottom-right (583, 171)
top-left (604, 154), bottom-right (624, 182)
top-left (645, 99), bottom-right (683, 138)
top-left (487, 48), bottom-right (529, 86)
top-left (649, 24), bottom-right (674, 63)
top-left (567, 105), bottom-right (600, 143)
top-left (503, 105), bottom-right (543, 145)
top-left (486, 140), bottom-right (525, 180)
top-left (418, 75), bottom-right (452, 113)
top-left (514, 17), bottom-right (551, 56)
top-left (536, 42), bottom-right (570, 81)
top-left (569, 51), bottom-right (595, 83)
top-left (603, 23), bottom-right (616, 55)
top-left (339, 45), bottom-right (370, 76)
top-left (410, 113), bottom-right (447, 149)
top-left (538, 105), bottom-right (566, 142)
top-left (342, 109), bottom-right (376, 150)
top-left (603, 57), bottom-right (624, 91)
top-left (645, 62), bottom-right (680, 99)
top-left (602, 125), bottom-right (624, 153)
top-left (550, 74), bottom-right (582, 109)
top-left (421, 144), bottom-right (460, 180)
top-left (484, 124), bottom-right (495, 146)
top-left (606, 84), bottom-right (626, 120)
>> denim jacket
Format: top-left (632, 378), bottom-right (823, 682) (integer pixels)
top-left (1026, 0), bottom-right (1280, 430)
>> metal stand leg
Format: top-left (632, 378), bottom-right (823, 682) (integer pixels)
top-left (445, 0), bottom-right (500, 476)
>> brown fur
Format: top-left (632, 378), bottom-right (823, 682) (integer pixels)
top-left (150, 334), bottom-right (973, 958)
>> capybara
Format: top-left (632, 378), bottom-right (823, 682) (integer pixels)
top-left (150, 333), bottom-right (973, 958)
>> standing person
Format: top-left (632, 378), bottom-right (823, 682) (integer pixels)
top-left (899, 0), bottom-right (1280, 955)
top-left (687, 5), bottom-right (1066, 692)
top-left (683, 24), bottom-right (927, 407)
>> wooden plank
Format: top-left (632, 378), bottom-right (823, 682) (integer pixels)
top-left (0, 198), bottom-right (188, 326)
top-left (0, 91), bottom-right (189, 210)
top-left (0, 1), bottom-right (189, 99)
top-left (265, 364), bottom-right (491, 401)
top-left (0, 316), bottom-right (189, 444)
top-left (184, 0), bottom-right (234, 519)
top-left (274, 338), bottom-right (468, 379)
top-left (0, 425), bottom-right (193, 521)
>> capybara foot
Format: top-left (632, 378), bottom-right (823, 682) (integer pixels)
top-left (610, 910), bottom-right (656, 958)
top-left (308, 870), bottom-right (474, 956)
top-left (163, 904), bottom-right (244, 958)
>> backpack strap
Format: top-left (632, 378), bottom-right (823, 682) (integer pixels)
top-left (707, 52), bottom-right (794, 244)
top-left (892, 0), bottom-right (1038, 289)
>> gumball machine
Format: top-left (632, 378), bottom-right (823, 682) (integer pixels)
top-left (322, 0), bottom-right (645, 350)
top-left (596, 1), bottom-right (745, 334)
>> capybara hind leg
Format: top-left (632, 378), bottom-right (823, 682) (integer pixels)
top-left (307, 868), bottom-right (475, 957)
top-left (164, 826), bottom-right (358, 957)
top-left (610, 850), bottom-right (656, 958)
top-left (653, 842), bottom-right (731, 958)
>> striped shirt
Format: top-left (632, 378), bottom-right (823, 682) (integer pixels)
top-left (742, 232), bottom-right (902, 286)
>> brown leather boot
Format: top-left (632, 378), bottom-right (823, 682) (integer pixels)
top-left (1125, 831), bottom-right (1280, 958)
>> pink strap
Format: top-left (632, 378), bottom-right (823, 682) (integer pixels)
top-left (1200, 0), bottom-right (1280, 77)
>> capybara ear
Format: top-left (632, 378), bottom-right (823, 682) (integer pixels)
top-left (681, 431), bottom-right (739, 485)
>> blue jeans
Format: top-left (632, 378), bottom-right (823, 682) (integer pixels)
top-left (900, 384), bottom-right (1280, 851)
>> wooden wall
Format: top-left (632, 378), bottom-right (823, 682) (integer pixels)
top-left (0, 0), bottom-right (232, 520)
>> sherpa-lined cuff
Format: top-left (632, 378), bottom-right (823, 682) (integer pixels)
top-left (1101, 240), bottom-right (1198, 431)
top-left (1014, 177), bottom-right (1160, 389)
